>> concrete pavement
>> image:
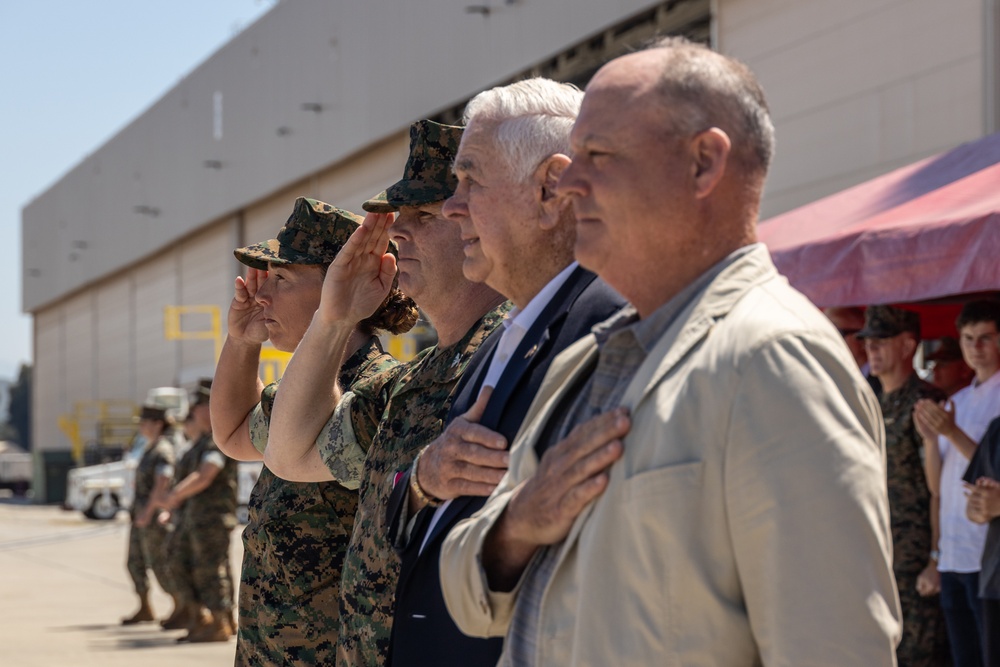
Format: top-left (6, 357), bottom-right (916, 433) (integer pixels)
top-left (0, 497), bottom-right (243, 666)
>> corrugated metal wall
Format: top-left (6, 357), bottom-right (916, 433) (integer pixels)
top-left (95, 281), bottom-right (133, 399)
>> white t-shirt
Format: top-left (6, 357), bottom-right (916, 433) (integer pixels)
top-left (937, 369), bottom-right (1000, 572)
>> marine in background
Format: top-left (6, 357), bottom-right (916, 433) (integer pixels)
top-left (158, 379), bottom-right (239, 642)
top-left (122, 404), bottom-right (176, 625)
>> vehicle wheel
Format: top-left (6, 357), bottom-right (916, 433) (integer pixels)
top-left (87, 494), bottom-right (120, 521)
top-left (236, 504), bottom-right (249, 525)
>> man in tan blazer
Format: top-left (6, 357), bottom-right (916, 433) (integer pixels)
top-left (440, 37), bottom-right (902, 666)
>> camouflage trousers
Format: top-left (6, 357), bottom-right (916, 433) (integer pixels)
top-left (235, 472), bottom-right (354, 666)
top-left (896, 572), bottom-right (952, 667)
top-left (125, 523), bottom-right (150, 596)
top-left (175, 515), bottom-right (235, 613)
top-left (129, 520), bottom-right (175, 598)
top-left (165, 519), bottom-right (195, 606)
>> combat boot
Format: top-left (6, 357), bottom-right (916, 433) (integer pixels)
top-left (184, 611), bottom-right (231, 643)
top-left (176, 607), bottom-right (210, 642)
top-left (160, 601), bottom-right (196, 630)
top-left (121, 594), bottom-right (154, 625)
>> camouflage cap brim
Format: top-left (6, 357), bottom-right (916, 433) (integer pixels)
top-left (233, 197), bottom-right (364, 270)
top-left (361, 179), bottom-right (454, 213)
top-left (361, 191), bottom-right (396, 214)
top-left (233, 239), bottom-right (330, 271)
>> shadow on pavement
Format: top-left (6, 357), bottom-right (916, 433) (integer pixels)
top-left (80, 626), bottom-right (192, 650)
top-left (0, 495), bottom-right (35, 506)
top-left (109, 635), bottom-right (189, 649)
top-left (52, 623), bottom-right (128, 632)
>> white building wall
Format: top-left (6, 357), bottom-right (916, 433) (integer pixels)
top-left (95, 280), bottom-right (134, 400)
top-left (241, 130), bottom-right (409, 251)
top-left (177, 223), bottom-right (238, 385)
top-left (33, 309), bottom-right (63, 454)
top-left (62, 294), bottom-right (96, 418)
top-left (133, 254), bottom-right (180, 394)
top-left (30, 129), bottom-right (413, 455)
top-left (721, 0), bottom-right (987, 218)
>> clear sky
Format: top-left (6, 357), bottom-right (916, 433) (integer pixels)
top-left (0, 0), bottom-right (276, 382)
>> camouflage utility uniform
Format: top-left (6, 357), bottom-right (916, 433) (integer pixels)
top-left (236, 339), bottom-right (398, 666)
top-left (881, 373), bottom-right (951, 666)
top-left (178, 431), bottom-right (238, 618)
top-left (163, 439), bottom-right (201, 605)
top-left (125, 523), bottom-right (149, 596)
top-left (129, 436), bottom-right (175, 598)
top-left (317, 306), bottom-right (508, 667)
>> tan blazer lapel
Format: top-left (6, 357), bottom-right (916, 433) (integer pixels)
top-left (508, 335), bottom-right (601, 481)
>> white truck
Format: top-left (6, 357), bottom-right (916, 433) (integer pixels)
top-left (66, 455), bottom-right (137, 520)
top-left (0, 450), bottom-right (32, 496)
top-left (65, 443), bottom-right (263, 522)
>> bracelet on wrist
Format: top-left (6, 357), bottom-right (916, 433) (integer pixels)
top-left (410, 447), bottom-right (443, 508)
top-left (930, 550), bottom-right (941, 562)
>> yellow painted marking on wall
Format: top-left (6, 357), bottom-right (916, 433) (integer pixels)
top-left (259, 347), bottom-right (293, 385)
top-left (164, 305), bottom-right (223, 361)
top-left (58, 400), bottom-right (137, 463)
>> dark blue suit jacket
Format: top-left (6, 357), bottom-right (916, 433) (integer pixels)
top-left (384, 266), bottom-right (625, 667)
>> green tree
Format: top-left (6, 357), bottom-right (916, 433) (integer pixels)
top-left (6, 364), bottom-right (31, 450)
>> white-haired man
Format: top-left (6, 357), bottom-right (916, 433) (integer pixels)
top-left (263, 120), bottom-right (508, 666)
top-left (382, 78), bottom-right (624, 666)
top-left (440, 38), bottom-right (900, 665)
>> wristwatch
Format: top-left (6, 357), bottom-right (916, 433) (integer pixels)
top-left (930, 550), bottom-right (941, 561)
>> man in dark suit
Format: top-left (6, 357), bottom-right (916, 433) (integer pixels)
top-left (383, 77), bottom-right (625, 667)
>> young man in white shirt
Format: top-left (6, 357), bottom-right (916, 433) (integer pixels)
top-left (916, 300), bottom-right (1000, 667)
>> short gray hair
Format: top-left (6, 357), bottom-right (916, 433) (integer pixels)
top-left (646, 36), bottom-right (776, 178)
top-left (462, 78), bottom-right (583, 182)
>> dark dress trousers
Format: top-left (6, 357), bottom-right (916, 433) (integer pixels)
top-left (385, 266), bottom-right (626, 667)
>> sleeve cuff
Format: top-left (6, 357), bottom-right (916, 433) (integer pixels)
top-left (316, 392), bottom-right (366, 490)
top-left (249, 403), bottom-right (268, 454)
top-left (201, 451), bottom-right (226, 469)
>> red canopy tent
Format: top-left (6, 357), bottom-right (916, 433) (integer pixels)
top-left (759, 131), bottom-right (1000, 339)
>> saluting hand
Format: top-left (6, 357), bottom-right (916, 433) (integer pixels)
top-left (317, 212), bottom-right (398, 327)
top-left (228, 267), bottom-right (269, 344)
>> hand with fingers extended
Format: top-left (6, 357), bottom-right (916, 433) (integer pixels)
top-left (229, 267), bottom-right (270, 344)
top-left (318, 211), bottom-right (399, 327)
top-left (483, 407), bottom-right (630, 591)
top-left (913, 398), bottom-right (957, 439)
top-left (913, 402), bottom-right (938, 443)
top-left (411, 388), bottom-right (508, 510)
